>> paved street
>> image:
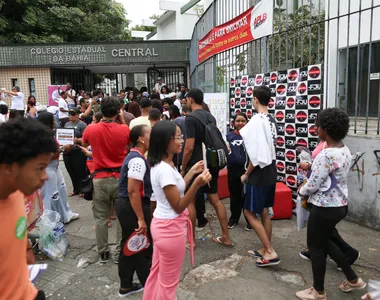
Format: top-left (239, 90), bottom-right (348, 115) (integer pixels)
top-left (34, 163), bottom-right (380, 300)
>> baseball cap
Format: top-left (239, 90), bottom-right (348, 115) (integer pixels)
top-left (142, 92), bottom-right (150, 97)
top-left (168, 92), bottom-right (176, 98)
top-left (157, 77), bottom-right (162, 81)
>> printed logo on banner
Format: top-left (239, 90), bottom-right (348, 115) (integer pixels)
top-left (268, 97), bottom-right (275, 109)
top-left (308, 80), bottom-right (322, 95)
top-left (276, 148), bottom-right (285, 161)
top-left (255, 74), bottom-right (264, 86)
top-left (270, 85), bottom-right (276, 96)
top-left (248, 75), bottom-right (256, 86)
top-left (277, 161), bottom-right (285, 173)
top-left (286, 97), bottom-right (295, 109)
top-left (277, 136), bottom-right (285, 147)
top-left (308, 65), bottom-right (322, 80)
top-left (235, 99), bottom-right (240, 107)
top-left (296, 138), bottom-right (308, 148)
top-left (240, 98), bottom-right (247, 109)
top-left (241, 76), bottom-right (248, 87)
top-left (288, 69), bottom-right (299, 82)
top-left (299, 67), bottom-right (308, 81)
top-left (246, 99), bottom-right (252, 108)
top-left (297, 82), bottom-right (308, 96)
top-left (277, 122), bottom-right (285, 136)
top-left (296, 124), bottom-right (309, 137)
top-left (230, 78), bottom-right (235, 87)
top-left (275, 110), bottom-right (285, 122)
top-left (308, 109), bottom-right (319, 124)
top-left (246, 87), bottom-right (253, 98)
top-left (296, 110), bottom-right (308, 123)
top-left (285, 137), bottom-right (296, 149)
top-left (270, 72), bottom-right (277, 84)
top-left (296, 95), bottom-right (308, 109)
top-left (286, 174), bottom-right (297, 187)
top-left (241, 87), bottom-right (247, 98)
top-left (230, 89), bottom-right (236, 97)
top-left (308, 138), bottom-right (319, 150)
top-left (308, 95), bottom-right (321, 109)
top-left (277, 174), bottom-right (286, 183)
top-left (309, 124), bottom-right (319, 137)
top-left (230, 98), bottom-right (235, 108)
top-left (235, 87), bottom-right (241, 98)
top-left (235, 76), bottom-right (241, 86)
top-left (285, 149), bottom-right (296, 162)
top-left (275, 97), bottom-right (286, 110)
top-left (234, 109), bottom-right (241, 116)
top-left (277, 71), bottom-right (287, 83)
top-left (285, 110), bottom-right (295, 123)
top-left (246, 109), bottom-right (253, 119)
top-left (285, 124), bottom-right (296, 136)
top-left (263, 73), bottom-right (270, 85)
top-left (287, 82), bottom-right (298, 96)
top-left (286, 163), bottom-right (298, 175)
top-left (276, 84), bottom-right (287, 96)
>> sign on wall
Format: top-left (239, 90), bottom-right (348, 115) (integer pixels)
top-left (198, 0), bottom-right (273, 63)
top-left (204, 93), bottom-right (228, 137)
top-left (229, 64), bottom-right (323, 200)
top-left (48, 85), bottom-right (66, 107)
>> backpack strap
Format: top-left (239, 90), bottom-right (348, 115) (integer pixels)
top-left (190, 110), bottom-right (210, 126)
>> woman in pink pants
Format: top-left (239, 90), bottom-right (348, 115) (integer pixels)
top-left (144, 121), bottom-right (211, 300)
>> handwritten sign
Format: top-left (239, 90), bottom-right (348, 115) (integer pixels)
top-left (204, 93), bottom-right (228, 138)
top-left (56, 128), bottom-right (74, 145)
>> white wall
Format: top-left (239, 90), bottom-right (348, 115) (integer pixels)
top-left (324, 0), bottom-right (380, 108)
top-left (175, 11), bottom-right (199, 39)
top-left (156, 15), bottom-right (178, 40)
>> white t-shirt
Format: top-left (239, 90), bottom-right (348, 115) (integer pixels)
top-left (11, 92), bottom-right (24, 110)
top-left (128, 157), bottom-right (147, 181)
top-left (129, 116), bottom-right (151, 129)
top-left (151, 161), bottom-right (186, 219)
top-left (66, 89), bottom-right (76, 105)
top-left (58, 98), bottom-right (69, 119)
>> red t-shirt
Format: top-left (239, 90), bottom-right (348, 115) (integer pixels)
top-left (82, 122), bottom-right (130, 179)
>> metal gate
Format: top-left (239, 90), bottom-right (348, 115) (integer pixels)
top-left (147, 67), bottom-right (187, 93)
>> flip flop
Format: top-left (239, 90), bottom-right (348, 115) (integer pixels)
top-left (212, 236), bottom-right (234, 248)
top-left (186, 243), bottom-right (197, 250)
top-left (248, 249), bottom-right (263, 258)
top-left (256, 257), bottom-right (281, 267)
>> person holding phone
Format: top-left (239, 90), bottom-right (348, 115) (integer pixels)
top-left (142, 121), bottom-right (211, 300)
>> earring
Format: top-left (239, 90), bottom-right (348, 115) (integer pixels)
top-left (142, 141), bottom-right (145, 144)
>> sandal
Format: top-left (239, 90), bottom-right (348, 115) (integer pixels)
top-left (256, 257), bottom-right (281, 267)
top-left (68, 192), bottom-right (78, 197)
top-left (212, 236), bottom-right (234, 248)
top-left (248, 249), bottom-right (263, 258)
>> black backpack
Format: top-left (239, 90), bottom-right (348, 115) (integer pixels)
top-left (191, 110), bottom-right (228, 169)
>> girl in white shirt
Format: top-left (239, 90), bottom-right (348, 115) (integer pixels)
top-left (143, 120), bottom-right (211, 300)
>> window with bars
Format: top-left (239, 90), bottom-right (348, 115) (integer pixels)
top-left (28, 78), bottom-right (36, 97)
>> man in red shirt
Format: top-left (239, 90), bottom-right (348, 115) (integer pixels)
top-left (82, 96), bottom-right (130, 263)
top-left (0, 118), bottom-right (58, 300)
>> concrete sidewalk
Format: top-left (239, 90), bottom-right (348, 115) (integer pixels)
top-left (34, 166), bottom-right (380, 299)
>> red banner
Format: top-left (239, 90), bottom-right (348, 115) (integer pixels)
top-left (198, 0), bottom-right (273, 63)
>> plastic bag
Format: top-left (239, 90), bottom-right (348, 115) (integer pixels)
top-left (366, 280), bottom-right (380, 299)
top-left (36, 210), bottom-right (68, 261)
top-left (296, 195), bottom-right (310, 231)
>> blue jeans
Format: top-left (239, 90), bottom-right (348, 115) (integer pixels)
top-left (41, 160), bottom-right (73, 223)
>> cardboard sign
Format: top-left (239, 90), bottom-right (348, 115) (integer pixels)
top-left (123, 231), bottom-right (150, 256)
top-left (56, 128), bottom-right (74, 145)
top-left (25, 190), bottom-right (43, 230)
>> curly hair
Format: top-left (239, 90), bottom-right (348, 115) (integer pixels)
top-left (316, 108), bottom-right (350, 141)
top-left (0, 118), bottom-right (58, 165)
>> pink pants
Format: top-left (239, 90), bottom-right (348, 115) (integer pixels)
top-left (142, 211), bottom-right (193, 300)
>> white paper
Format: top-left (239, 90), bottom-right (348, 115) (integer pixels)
top-left (28, 264), bottom-right (48, 283)
top-left (56, 128), bottom-right (74, 145)
top-left (202, 143), bottom-right (207, 168)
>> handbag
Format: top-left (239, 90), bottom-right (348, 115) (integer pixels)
top-left (80, 168), bottom-right (121, 201)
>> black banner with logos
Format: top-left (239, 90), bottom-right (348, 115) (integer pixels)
top-left (229, 64), bottom-right (323, 203)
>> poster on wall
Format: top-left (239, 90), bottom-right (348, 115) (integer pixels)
top-left (229, 64), bottom-right (323, 201)
top-left (198, 0), bottom-right (274, 63)
top-left (204, 93), bottom-right (228, 138)
top-left (48, 85), bottom-right (66, 107)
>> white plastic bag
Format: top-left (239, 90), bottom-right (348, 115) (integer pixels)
top-left (296, 195), bottom-right (310, 231)
top-left (36, 210), bottom-right (68, 261)
top-left (366, 280), bottom-right (380, 299)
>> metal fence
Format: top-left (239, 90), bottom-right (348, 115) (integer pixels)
top-left (190, 0), bottom-right (380, 135)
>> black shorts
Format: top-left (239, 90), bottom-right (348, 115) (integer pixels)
top-left (244, 184), bottom-right (276, 214)
top-left (187, 167), bottom-right (219, 195)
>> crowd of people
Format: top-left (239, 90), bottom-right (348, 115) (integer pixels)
top-left (0, 77), bottom-right (374, 300)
